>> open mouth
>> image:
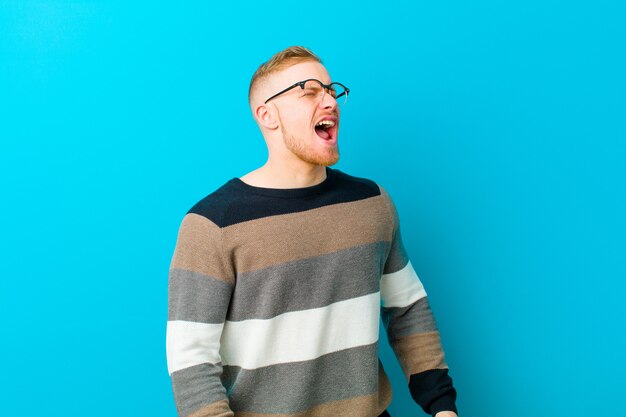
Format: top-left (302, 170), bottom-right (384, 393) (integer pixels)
top-left (314, 119), bottom-right (338, 143)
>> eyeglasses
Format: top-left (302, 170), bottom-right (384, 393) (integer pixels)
top-left (264, 79), bottom-right (350, 106)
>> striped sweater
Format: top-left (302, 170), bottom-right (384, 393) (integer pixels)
top-left (166, 166), bottom-right (458, 417)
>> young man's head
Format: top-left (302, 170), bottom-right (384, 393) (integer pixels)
top-left (248, 46), bottom-right (348, 167)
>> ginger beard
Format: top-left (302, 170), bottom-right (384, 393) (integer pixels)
top-left (276, 110), bottom-right (340, 166)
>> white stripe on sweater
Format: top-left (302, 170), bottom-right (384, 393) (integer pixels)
top-left (380, 260), bottom-right (427, 308)
top-left (166, 320), bottom-right (224, 375)
top-left (167, 292), bottom-right (381, 372)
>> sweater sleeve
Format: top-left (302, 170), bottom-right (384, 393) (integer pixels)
top-left (378, 186), bottom-right (458, 416)
top-left (166, 212), bottom-right (235, 417)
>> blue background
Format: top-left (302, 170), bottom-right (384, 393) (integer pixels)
top-left (1, 1), bottom-right (624, 416)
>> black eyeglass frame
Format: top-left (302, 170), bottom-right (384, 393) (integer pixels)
top-left (264, 78), bottom-right (350, 104)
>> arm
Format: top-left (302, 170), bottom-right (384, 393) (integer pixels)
top-left (166, 212), bottom-right (235, 417)
top-left (379, 187), bottom-right (459, 416)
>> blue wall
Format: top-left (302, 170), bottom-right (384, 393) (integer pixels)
top-left (1, 1), bottom-right (624, 416)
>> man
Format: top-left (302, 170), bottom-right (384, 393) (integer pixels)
top-left (166, 46), bottom-right (459, 417)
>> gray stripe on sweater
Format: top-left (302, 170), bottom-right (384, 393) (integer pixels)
top-left (227, 241), bottom-right (390, 321)
top-left (381, 296), bottom-right (438, 340)
top-left (383, 226), bottom-right (409, 274)
top-left (171, 362), bottom-right (229, 417)
top-left (221, 342), bottom-right (380, 413)
top-left (168, 268), bottom-right (233, 323)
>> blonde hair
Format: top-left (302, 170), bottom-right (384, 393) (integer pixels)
top-left (248, 46), bottom-right (322, 103)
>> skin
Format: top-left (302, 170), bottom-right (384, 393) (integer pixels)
top-left (243, 60), bottom-right (340, 188)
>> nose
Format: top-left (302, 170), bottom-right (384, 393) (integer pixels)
top-left (319, 90), bottom-right (338, 111)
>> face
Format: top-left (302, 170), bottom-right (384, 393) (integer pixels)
top-left (264, 61), bottom-right (340, 166)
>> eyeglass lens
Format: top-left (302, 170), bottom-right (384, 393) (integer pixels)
top-left (302, 80), bottom-right (348, 106)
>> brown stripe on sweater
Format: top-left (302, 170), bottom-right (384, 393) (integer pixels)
top-left (377, 361), bottom-right (394, 415)
top-left (224, 195), bottom-right (393, 274)
top-left (187, 399), bottom-right (234, 417)
top-left (390, 331), bottom-right (448, 381)
top-left (170, 213), bottom-right (235, 284)
top-left (378, 186), bottom-right (412, 275)
top-left (378, 186), bottom-right (399, 229)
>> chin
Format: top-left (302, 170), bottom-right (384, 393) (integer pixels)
top-left (283, 133), bottom-right (340, 166)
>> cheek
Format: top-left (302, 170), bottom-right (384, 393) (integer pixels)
top-left (285, 113), bottom-right (313, 133)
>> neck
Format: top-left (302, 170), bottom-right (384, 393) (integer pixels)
top-left (241, 158), bottom-right (329, 189)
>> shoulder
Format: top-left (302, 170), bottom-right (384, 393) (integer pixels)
top-left (185, 179), bottom-right (242, 228)
top-left (333, 168), bottom-right (398, 216)
top-left (331, 167), bottom-right (383, 196)
top-left (331, 168), bottom-right (397, 207)
top-left (331, 168), bottom-right (400, 229)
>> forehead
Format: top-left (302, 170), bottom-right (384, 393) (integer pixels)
top-left (271, 61), bottom-right (332, 88)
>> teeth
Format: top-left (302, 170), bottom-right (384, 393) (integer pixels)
top-left (316, 120), bottom-right (336, 128)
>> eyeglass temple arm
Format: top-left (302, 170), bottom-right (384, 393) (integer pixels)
top-left (264, 81), bottom-right (305, 104)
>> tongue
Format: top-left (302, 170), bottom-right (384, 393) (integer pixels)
top-left (315, 127), bottom-right (330, 139)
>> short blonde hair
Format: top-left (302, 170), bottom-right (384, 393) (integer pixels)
top-left (248, 46), bottom-right (322, 103)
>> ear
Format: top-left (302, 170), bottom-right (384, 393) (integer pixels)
top-left (255, 104), bottom-right (279, 130)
